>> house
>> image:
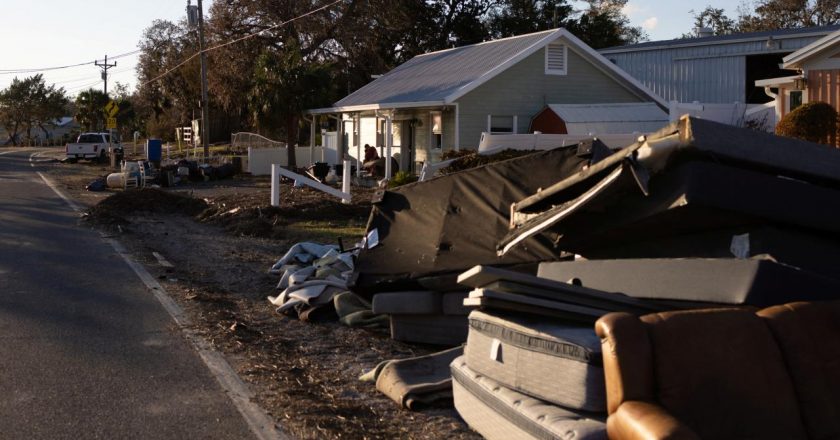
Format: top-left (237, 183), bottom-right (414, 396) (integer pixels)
top-left (0, 116), bottom-right (80, 146)
top-left (307, 28), bottom-right (665, 175)
top-left (600, 26), bottom-right (840, 105)
top-left (757, 28), bottom-right (840, 128)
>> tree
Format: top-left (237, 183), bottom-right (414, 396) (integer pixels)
top-left (248, 41), bottom-right (334, 167)
top-left (567, 0), bottom-right (647, 48)
top-left (489, 0), bottom-right (574, 38)
top-left (0, 75), bottom-right (68, 145)
top-left (74, 89), bottom-right (109, 132)
top-left (737, 0), bottom-right (840, 32)
top-left (687, 6), bottom-right (736, 36)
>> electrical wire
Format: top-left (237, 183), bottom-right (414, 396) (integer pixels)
top-left (140, 0), bottom-right (342, 87)
top-left (0, 50), bottom-right (141, 75)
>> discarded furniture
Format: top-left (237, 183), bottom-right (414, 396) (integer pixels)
top-left (270, 162), bottom-right (351, 207)
top-left (537, 258), bottom-right (840, 307)
top-left (500, 115), bottom-right (840, 257)
top-left (465, 310), bottom-right (606, 412)
top-left (372, 291), bottom-right (469, 345)
top-left (451, 356), bottom-right (607, 440)
top-left (595, 300), bottom-right (840, 440)
top-left (122, 161), bottom-right (148, 189)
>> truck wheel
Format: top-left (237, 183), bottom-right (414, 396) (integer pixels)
top-left (97, 152), bottom-right (107, 164)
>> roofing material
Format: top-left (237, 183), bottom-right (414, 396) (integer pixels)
top-left (545, 102), bottom-right (667, 134)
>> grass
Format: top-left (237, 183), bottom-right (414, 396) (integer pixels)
top-left (286, 220), bottom-right (366, 243)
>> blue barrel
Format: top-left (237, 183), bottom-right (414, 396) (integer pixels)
top-left (146, 139), bottom-right (162, 162)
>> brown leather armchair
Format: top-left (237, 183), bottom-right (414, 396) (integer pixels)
top-left (595, 306), bottom-right (822, 440)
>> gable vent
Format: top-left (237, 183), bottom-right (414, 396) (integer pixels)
top-left (545, 42), bottom-right (567, 75)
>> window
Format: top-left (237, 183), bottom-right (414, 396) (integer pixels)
top-left (487, 115), bottom-right (517, 134)
top-left (790, 90), bottom-right (803, 112)
top-left (430, 111), bottom-right (443, 149)
top-left (545, 42), bottom-right (567, 75)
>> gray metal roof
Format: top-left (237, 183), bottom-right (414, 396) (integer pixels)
top-left (601, 25), bottom-right (840, 53)
top-left (334, 30), bottom-right (557, 107)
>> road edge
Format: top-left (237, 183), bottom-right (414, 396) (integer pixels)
top-left (32, 157), bottom-right (289, 440)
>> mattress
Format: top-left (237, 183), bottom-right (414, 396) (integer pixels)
top-left (390, 314), bottom-right (468, 346)
top-left (537, 258), bottom-right (840, 306)
top-left (451, 356), bottom-right (606, 440)
top-left (465, 310), bottom-right (606, 411)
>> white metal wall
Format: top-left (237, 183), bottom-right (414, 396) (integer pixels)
top-left (603, 35), bottom-right (825, 103)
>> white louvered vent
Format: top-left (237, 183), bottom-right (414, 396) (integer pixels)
top-left (545, 42), bottom-right (567, 75)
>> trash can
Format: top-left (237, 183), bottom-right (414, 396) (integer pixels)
top-left (146, 139), bottom-right (162, 164)
top-left (312, 162), bottom-right (330, 181)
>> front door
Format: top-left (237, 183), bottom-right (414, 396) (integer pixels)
top-left (400, 121), bottom-right (414, 173)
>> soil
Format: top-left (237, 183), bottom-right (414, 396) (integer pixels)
top-left (37, 148), bottom-right (480, 440)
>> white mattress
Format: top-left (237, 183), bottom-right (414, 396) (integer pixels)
top-left (465, 310), bottom-right (606, 412)
top-left (451, 356), bottom-right (606, 440)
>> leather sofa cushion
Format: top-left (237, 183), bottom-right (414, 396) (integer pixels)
top-left (640, 308), bottom-right (807, 440)
top-left (759, 301), bottom-right (840, 440)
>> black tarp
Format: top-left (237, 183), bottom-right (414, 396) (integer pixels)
top-left (350, 147), bottom-right (591, 297)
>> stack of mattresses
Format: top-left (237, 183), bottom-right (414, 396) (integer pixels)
top-left (450, 266), bottom-right (675, 440)
top-left (371, 291), bottom-right (470, 345)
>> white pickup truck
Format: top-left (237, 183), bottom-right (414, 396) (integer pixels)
top-left (65, 132), bottom-right (123, 162)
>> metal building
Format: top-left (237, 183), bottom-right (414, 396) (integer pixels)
top-left (600, 26), bottom-right (840, 104)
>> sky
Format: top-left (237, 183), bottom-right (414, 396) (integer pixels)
top-left (0, 0), bottom-right (744, 97)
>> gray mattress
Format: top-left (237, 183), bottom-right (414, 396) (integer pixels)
top-left (465, 310), bottom-right (605, 412)
top-left (451, 356), bottom-right (606, 440)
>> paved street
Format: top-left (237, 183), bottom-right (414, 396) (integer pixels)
top-left (0, 149), bottom-right (256, 439)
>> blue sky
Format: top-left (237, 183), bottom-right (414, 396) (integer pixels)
top-left (0, 0), bottom-right (744, 96)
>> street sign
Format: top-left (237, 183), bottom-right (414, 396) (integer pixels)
top-left (107, 117), bottom-right (117, 129)
top-left (105, 100), bottom-right (119, 118)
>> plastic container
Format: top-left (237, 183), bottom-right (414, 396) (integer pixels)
top-left (146, 139), bottom-right (162, 162)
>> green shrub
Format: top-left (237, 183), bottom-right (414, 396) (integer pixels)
top-left (776, 101), bottom-right (837, 145)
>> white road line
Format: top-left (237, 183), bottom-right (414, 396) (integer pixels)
top-left (36, 171), bottom-right (286, 440)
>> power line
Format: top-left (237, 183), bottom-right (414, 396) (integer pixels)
top-left (0, 50), bottom-right (141, 76)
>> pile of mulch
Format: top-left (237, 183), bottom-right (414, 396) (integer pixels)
top-left (85, 188), bottom-right (209, 227)
top-left (196, 185), bottom-right (374, 239)
top-left (86, 185), bottom-right (374, 239)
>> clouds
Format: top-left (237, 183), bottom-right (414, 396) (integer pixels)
top-left (642, 16), bottom-right (659, 30)
top-left (621, 1), bottom-right (658, 31)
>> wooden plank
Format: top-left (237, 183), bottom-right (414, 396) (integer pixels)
top-left (463, 296), bottom-right (600, 324)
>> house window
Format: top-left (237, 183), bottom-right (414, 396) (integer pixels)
top-left (790, 90), bottom-right (803, 112)
top-left (430, 111), bottom-right (443, 149)
top-left (487, 115), bottom-right (517, 134)
top-left (545, 42), bottom-right (567, 75)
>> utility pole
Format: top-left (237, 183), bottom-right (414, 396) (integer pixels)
top-left (95, 55), bottom-right (117, 96)
top-left (188, 0), bottom-right (210, 160)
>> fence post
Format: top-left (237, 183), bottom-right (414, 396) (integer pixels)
top-left (342, 159), bottom-right (351, 205)
top-left (271, 164), bottom-right (280, 207)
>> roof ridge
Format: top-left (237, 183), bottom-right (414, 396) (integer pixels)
top-left (415, 28), bottom-right (559, 58)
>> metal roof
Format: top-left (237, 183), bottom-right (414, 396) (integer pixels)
top-left (783, 28), bottom-right (840, 67)
top-left (601, 25), bottom-right (840, 53)
top-left (546, 102), bottom-right (668, 134)
top-left (334, 30), bottom-right (557, 108)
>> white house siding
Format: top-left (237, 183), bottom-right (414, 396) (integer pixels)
top-left (602, 32), bottom-right (830, 103)
top-left (455, 43), bottom-right (644, 150)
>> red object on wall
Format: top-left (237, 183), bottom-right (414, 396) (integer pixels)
top-left (530, 106), bottom-right (568, 134)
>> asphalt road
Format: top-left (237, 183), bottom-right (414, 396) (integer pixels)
top-left (0, 149), bottom-right (257, 439)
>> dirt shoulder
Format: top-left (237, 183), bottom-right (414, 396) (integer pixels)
top-left (37, 150), bottom-right (478, 440)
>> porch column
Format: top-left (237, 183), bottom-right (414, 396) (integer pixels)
top-left (310, 115), bottom-right (317, 166)
top-left (385, 114), bottom-right (393, 180)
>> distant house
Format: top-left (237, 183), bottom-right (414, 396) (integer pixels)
top-left (0, 116), bottom-right (80, 146)
top-left (600, 26), bottom-right (840, 105)
top-left (757, 28), bottom-right (840, 128)
top-left (308, 28), bottom-right (665, 173)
